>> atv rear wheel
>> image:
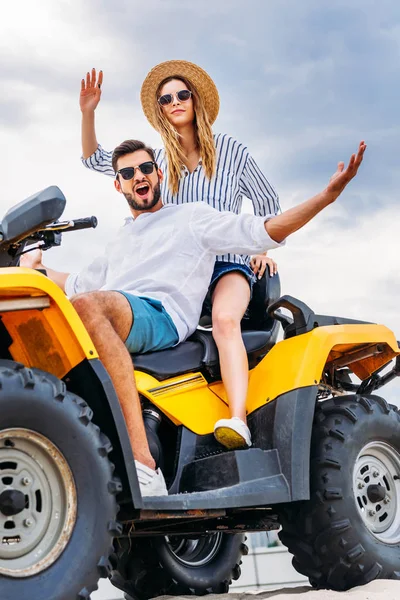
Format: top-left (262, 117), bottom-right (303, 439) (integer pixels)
top-left (279, 394), bottom-right (400, 591)
top-left (0, 361), bottom-right (121, 600)
top-left (114, 533), bottom-right (247, 599)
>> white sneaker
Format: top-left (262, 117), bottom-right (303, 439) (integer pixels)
top-left (214, 417), bottom-right (252, 449)
top-left (135, 460), bottom-right (168, 497)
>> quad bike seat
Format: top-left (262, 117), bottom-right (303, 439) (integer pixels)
top-left (132, 268), bottom-right (281, 381)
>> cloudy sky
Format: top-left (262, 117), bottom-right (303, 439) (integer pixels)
top-left (1, 0), bottom-right (399, 400)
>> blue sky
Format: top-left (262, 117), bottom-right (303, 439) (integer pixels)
top-left (1, 0), bottom-right (399, 400)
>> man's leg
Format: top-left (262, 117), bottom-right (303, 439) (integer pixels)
top-left (70, 290), bottom-right (155, 469)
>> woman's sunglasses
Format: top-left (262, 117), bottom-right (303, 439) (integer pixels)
top-left (116, 161), bottom-right (157, 181)
top-left (158, 89), bottom-right (192, 107)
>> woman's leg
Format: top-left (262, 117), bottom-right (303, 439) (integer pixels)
top-left (211, 272), bottom-right (250, 425)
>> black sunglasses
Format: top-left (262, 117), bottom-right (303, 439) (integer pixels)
top-left (116, 161), bottom-right (157, 180)
top-left (158, 89), bottom-right (192, 106)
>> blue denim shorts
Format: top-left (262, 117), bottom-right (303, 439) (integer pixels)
top-left (118, 292), bottom-right (179, 354)
top-left (202, 260), bottom-right (256, 317)
top-left (210, 260), bottom-right (256, 290)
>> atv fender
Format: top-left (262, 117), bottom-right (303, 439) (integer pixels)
top-left (246, 323), bottom-right (399, 414)
top-left (0, 268), bottom-right (97, 378)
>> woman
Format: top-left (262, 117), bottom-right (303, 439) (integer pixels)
top-left (80, 62), bottom-right (280, 450)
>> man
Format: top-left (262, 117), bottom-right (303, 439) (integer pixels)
top-left (21, 138), bottom-right (366, 497)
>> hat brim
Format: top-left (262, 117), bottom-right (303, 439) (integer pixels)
top-left (140, 60), bottom-right (220, 131)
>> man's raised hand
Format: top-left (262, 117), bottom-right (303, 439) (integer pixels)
top-left (264, 140), bottom-right (367, 244)
top-left (326, 141), bottom-right (367, 202)
top-left (80, 68), bottom-right (103, 114)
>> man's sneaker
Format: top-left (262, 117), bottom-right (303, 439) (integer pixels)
top-left (135, 460), bottom-right (168, 497)
top-left (214, 417), bottom-right (252, 449)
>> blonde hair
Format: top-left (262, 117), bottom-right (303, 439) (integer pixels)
top-left (155, 76), bottom-right (216, 195)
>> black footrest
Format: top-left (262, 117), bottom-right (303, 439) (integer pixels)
top-left (180, 448), bottom-right (281, 493)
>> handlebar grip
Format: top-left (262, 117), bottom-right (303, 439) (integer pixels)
top-left (63, 216), bottom-right (98, 232)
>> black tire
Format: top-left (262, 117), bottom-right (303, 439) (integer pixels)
top-left (0, 360), bottom-right (121, 600)
top-left (114, 533), bottom-right (247, 599)
top-left (279, 394), bottom-right (400, 591)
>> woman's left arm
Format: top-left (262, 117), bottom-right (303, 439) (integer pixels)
top-left (239, 153), bottom-right (281, 217)
top-left (240, 152), bottom-right (280, 277)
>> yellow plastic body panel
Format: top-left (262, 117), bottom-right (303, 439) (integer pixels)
top-left (136, 324), bottom-right (399, 435)
top-left (135, 371), bottom-right (230, 435)
top-left (0, 268), bottom-right (97, 379)
top-left (246, 324), bottom-right (399, 414)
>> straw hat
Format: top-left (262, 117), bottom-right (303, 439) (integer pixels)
top-left (140, 60), bottom-right (220, 131)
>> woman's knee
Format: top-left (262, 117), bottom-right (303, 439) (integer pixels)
top-left (212, 309), bottom-right (241, 339)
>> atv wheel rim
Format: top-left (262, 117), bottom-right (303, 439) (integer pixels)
top-left (353, 441), bottom-right (400, 544)
top-left (0, 428), bottom-right (77, 577)
top-left (165, 533), bottom-right (223, 567)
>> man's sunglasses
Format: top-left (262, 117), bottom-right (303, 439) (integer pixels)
top-left (158, 89), bottom-right (192, 106)
top-left (116, 161), bottom-right (157, 181)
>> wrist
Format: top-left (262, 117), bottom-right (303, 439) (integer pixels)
top-left (21, 261), bottom-right (43, 270)
top-left (32, 261), bottom-right (44, 270)
top-left (322, 187), bottom-right (338, 205)
top-left (81, 109), bottom-right (96, 118)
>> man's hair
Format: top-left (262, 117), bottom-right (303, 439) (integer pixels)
top-left (112, 139), bottom-right (156, 173)
top-left (154, 76), bottom-right (216, 195)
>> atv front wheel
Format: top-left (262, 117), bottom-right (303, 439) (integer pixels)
top-left (279, 394), bottom-right (400, 591)
top-left (114, 533), bottom-right (247, 599)
top-left (0, 361), bottom-right (121, 600)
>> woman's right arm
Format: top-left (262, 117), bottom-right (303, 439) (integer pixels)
top-left (80, 69), bottom-right (102, 158)
top-left (80, 69), bottom-right (115, 178)
top-left (82, 110), bottom-right (98, 160)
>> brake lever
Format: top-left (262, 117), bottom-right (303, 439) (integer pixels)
top-left (39, 230), bottom-right (62, 251)
top-left (22, 230), bottom-right (62, 252)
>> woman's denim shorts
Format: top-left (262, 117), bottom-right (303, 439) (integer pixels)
top-left (210, 260), bottom-right (256, 290)
top-left (202, 260), bottom-right (256, 316)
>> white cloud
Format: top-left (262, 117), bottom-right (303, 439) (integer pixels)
top-left (0, 1), bottom-right (139, 76)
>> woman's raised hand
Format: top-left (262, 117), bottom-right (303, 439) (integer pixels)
top-left (80, 68), bottom-right (103, 113)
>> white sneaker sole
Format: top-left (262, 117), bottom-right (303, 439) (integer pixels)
top-left (214, 426), bottom-right (251, 450)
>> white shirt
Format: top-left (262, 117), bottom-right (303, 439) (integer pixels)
top-left (65, 203), bottom-right (283, 342)
top-left (82, 134), bottom-right (281, 265)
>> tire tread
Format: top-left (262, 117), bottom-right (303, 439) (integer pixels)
top-left (279, 394), bottom-right (400, 591)
top-left (0, 360), bottom-right (122, 600)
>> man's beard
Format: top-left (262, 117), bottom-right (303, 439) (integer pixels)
top-left (124, 182), bottom-right (161, 211)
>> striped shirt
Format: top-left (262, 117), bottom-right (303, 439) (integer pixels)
top-left (82, 133), bottom-right (281, 265)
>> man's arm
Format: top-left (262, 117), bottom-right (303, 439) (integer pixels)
top-left (20, 249), bottom-right (69, 292)
top-left (265, 142), bottom-right (366, 242)
top-left (20, 245), bottom-right (109, 297)
top-left (193, 141), bottom-right (366, 256)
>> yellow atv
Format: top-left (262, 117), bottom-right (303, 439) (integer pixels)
top-left (0, 187), bottom-right (400, 600)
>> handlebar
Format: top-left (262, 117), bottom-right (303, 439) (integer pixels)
top-left (41, 216), bottom-right (98, 233)
top-left (20, 216), bottom-right (98, 253)
top-left (0, 210), bottom-right (99, 268)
